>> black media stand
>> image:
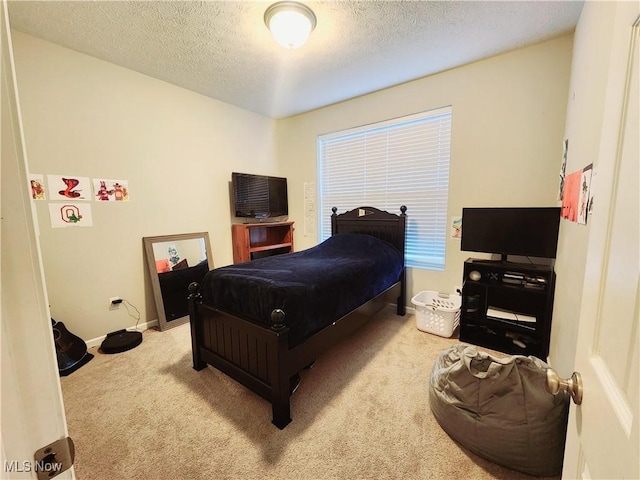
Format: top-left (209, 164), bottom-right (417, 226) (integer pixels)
top-left (459, 258), bottom-right (556, 360)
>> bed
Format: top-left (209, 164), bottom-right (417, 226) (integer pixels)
top-left (188, 206), bottom-right (407, 428)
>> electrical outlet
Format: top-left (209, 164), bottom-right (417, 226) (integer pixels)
top-left (109, 297), bottom-right (122, 310)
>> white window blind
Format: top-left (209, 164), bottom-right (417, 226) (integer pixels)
top-left (317, 106), bottom-right (452, 270)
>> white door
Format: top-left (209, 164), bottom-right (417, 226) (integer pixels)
top-left (0, 1), bottom-right (73, 478)
top-left (562, 3), bottom-right (639, 479)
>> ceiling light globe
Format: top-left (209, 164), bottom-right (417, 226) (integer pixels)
top-left (265, 2), bottom-right (317, 50)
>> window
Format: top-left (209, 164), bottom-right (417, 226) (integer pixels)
top-left (317, 106), bottom-right (452, 270)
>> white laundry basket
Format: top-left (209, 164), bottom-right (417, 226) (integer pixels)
top-left (411, 291), bottom-right (461, 338)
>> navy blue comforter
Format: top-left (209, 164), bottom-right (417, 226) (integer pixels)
top-left (200, 233), bottom-right (404, 347)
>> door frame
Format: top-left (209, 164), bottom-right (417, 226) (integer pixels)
top-left (1, 1), bottom-right (72, 477)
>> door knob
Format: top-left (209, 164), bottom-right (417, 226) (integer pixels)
top-left (545, 368), bottom-right (583, 405)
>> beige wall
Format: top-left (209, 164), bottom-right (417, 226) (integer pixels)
top-left (12, 32), bottom-right (277, 342)
top-left (277, 35), bottom-right (573, 300)
top-left (549, 1), bottom-right (625, 374)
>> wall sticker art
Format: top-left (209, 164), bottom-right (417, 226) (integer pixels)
top-left (561, 163), bottom-right (593, 224)
top-left (450, 216), bottom-right (462, 240)
top-left (561, 170), bottom-right (581, 222)
top-left (49, 202), bottom-right (93, 228)
top-left (577, 164), bottom-right (593, 225)
top-left (558, 139), bottom-right (568, 201)
top-left (303, 181), bottom-right (316, 236)
top-left (48, 175), bottom-right (91, 201)
top-left (29, 174), bottom-right (46, 200)
top-left (93, 178), bottom-right (130, 202)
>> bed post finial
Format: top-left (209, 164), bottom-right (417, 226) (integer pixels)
top-left (331, 207), bottom-right (339, 235)
top-left (188, 282), bottom-right (202, 301)
top-left (270, 309), bottom-right (286, 331)
top-left (400, 205), bottom-right (407, 216)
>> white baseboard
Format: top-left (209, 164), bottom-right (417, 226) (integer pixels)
top-left (85, 319), bottom-right (158, 349)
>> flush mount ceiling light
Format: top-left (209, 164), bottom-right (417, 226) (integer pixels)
top-left (264, 1), bottom-right (317, 49)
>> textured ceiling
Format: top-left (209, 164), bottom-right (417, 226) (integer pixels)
top-left (7, 1), bottom-right (583, 119)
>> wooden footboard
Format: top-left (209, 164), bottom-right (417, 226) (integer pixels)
top-left (188, 280), bottom-right (403, 429)
top-left (188, 283), bottom-right (292, 428)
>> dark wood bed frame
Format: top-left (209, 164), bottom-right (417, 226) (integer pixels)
top-left (188, 206), bottom-right (407, 429)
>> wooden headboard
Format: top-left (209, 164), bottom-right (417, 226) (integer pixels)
top-left (331, 206), bottom-right (407, 258)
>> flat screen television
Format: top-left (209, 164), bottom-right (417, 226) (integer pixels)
top-left (232, 172), bottom-right (288, 219)
top-left (461, 207), bottom-right (561, 261)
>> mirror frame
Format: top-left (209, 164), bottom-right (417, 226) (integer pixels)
top-left (143, 232), bottom-right (213, 331)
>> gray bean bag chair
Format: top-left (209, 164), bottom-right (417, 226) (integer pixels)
top-left (429, 344), bottom-right (569, 476)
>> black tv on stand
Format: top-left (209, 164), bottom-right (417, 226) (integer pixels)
top-left (461, 207), bottom-right (561, 262)
top-left (232, 172), bottom-right (288, 221)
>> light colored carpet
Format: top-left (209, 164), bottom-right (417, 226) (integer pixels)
top-left (60, 307), bottom-right (554, 480)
